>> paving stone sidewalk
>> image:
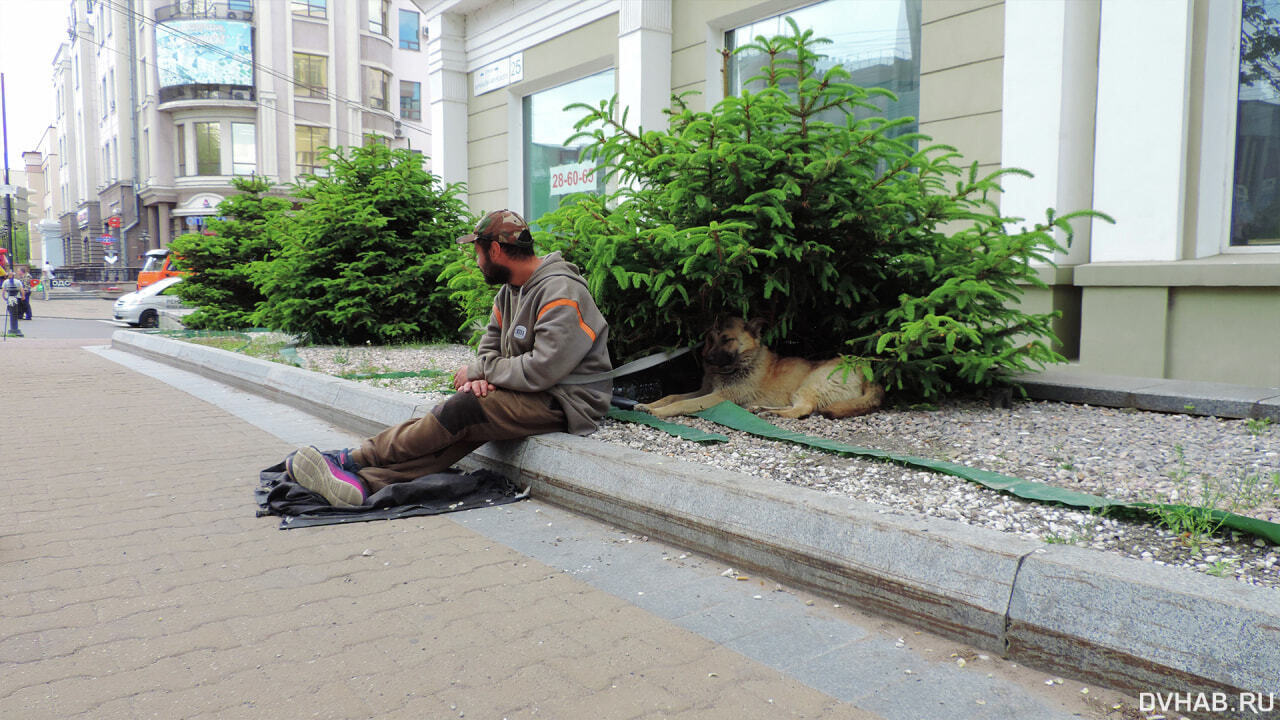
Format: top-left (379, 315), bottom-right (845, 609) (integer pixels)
top-left (0, 339), bottom-right (881, 719)
top-left (2, 337), bottom-right (1126, 719)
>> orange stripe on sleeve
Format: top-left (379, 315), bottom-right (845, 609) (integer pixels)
top-left (537, 298), bottom-right (597, 342)
top-left (493, 304), bottom-right (502, 328)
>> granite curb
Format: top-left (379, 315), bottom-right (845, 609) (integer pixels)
top-left (112, 330), bottom-right (1280, 703)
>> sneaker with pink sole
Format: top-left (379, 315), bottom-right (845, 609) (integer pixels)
top-left (289, 446), bottom-right (368, 508)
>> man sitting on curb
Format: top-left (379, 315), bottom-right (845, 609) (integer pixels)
top-left (288, 209), bottom-right (613, 507)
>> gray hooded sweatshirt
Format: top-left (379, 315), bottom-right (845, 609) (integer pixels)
top-left (465, 251), bottom-right (613, 434)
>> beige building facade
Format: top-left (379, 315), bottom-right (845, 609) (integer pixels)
top-left (415, 0), bottom-right (1279, 388)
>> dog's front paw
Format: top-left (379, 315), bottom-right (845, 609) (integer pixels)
top-left (633, 403), bottom-right (653, 414)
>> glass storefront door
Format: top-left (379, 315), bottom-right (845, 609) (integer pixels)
top-left (522, 69), bottom-right (615, 224)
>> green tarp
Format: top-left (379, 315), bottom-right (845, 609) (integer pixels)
top-left (611, 400), bottom-right (1280, 545)
top-left (607, 407), bottom-right (729, 444)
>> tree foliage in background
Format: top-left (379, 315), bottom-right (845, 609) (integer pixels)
top-left (1242, 0), bottom-right (1280, 96)
top-left (519, 20), bottom-right (1105, 400)
top-left (171, 176), bottom-right (289, 330)
top-left (250, 142), bottom-right (473, 345)
top-left (2, 224), bottom-right (30, 266)
top-left (439, 241), bottom-right (500, 346)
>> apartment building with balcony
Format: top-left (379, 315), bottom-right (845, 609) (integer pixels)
top-left (51, 0), bottom-right (432, 275)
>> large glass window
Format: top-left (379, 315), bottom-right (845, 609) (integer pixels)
top-left (194, 121), bottom-right (221, 176)
top-left (725, 0), bottom-right (921, 139)
top-left (292, 0), bottom-right (326, 19)
top-left (296, 125), bottom-right (329, 176)
top-left (293, 52), bottom-right (327, 98)
top-left (364, 67), bottom-right (390, 110)
top-left (400, 80), bottom-right (421, 120)
top-left (293, 53), bottom-right (327, 98)
top-left (398, 9), bottom-right (420, 50)
top-left (367, 0), bottom-right (389, 36)
top-left (522, 69), bottom-right (614, 223)
top-left (231, 123), bottom-right (256, 175)
top-left (1232, 0), bottom-right (1280, 246)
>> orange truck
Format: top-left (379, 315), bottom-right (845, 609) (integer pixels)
top-left (136, 249), bottom-right (187, 290)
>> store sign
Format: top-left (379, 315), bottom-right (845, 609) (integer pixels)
top-left (547, 161), bottom-right (598, 196)
top-left (473, 52), bottom-right (523, 97)
top-left (77, 208), bottom-right (90, 227)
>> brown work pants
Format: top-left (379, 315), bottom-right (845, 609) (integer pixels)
top-left (349, 388), bottom-right (566, 493)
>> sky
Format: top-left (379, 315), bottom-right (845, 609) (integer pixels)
top-left (0, 0), bottom-right (72, 172)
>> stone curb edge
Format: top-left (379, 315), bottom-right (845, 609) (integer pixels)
top-left (1012, 369), bottom-right (1280, 422)
top-left (112, 331), bottom-right (1279, 700)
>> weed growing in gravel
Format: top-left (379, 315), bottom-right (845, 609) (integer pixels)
top-left (182, 333), bottom-right (294, 364)
top-left (240, 338), bottom-right (292, 362)
top-left (1207, 559), bottom-right (1236, 577)
top-left (1148, 445), bottom-right (1232, 551)
top-left (333, 352), bottom-right (349, 365)
top-left (1231, 471), bottom-right (1280, 510)
top-left (185, 335), bottom-right (250, 352)
top-left (1246, 417), bottom-right (1274, 436)
top-left (356, 362), bottom-right (386, 376)
top-left (420, 375), bottom-right (454, 394)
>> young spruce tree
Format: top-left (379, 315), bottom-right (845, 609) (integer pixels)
top-left (171, 176), bottom-right (289, 330)
top-left (523, 21), bottom-right (1106, 400)
top-left (252, 141), bottom-right (472, 345)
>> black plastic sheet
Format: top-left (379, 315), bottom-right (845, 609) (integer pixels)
top-left (256, 450), bottom-right (527, 529)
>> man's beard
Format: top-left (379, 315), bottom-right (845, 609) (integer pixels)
top-left (481, 263), bottom-right (511, 285)
top-left (479, 251), bottom-right (512, 285)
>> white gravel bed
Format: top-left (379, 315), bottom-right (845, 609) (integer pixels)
top-left (293, 342), bottom-right (1280, 590)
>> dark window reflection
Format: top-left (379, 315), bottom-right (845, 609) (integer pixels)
top-left (1232, 0), bottom-right (1280, 246)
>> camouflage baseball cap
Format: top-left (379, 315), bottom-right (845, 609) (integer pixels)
top-left (456, 209), bottom-right (533, 247)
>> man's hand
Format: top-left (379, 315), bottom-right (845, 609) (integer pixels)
top-left (459, 379), bottom-right (496, 397)
top-left (452, 366), bottom-right (469, 390)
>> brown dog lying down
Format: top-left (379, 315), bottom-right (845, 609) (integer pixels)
top-left (635, 317), bottom-right (884, 419)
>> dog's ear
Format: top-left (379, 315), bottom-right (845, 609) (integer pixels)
top-left (745, 318), bottom-right (766, 337)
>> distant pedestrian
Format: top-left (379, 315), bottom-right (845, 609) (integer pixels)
top-left (15, 268), bottom-right (32, 320)
top-left (42, 260), bottom-right (54, 301)
top-left (2, 273), bottom-right (23, 337)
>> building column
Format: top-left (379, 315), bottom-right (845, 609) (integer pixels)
top-left (144, 204), bottom-right (158, 252)
top-left (157, 203), bottom-right (170, 248)
top-left (1001, 0), bottom-right (1100, 267)
top-left (260, 91), bottom-right (279, 180)
top-left (617, 0), bottom-right (672, 135)
top-left (1089, 0), bottom-right (1194, 262)
top-left (427, 12), bottom-right (468, 196)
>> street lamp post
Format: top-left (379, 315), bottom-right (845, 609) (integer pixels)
top-left (2, 72), bottom-right (23, 338)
